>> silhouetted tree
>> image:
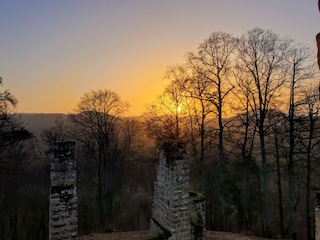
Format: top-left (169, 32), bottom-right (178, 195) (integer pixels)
top-left (186, 32), bottom-right (236, 230)
top-left (145, 80), bottom-right (188, 142)
top-left (162, 64), bottom-right (214, 178)
top-left (235, 28), bottom-right (291, 237)
top-left (268, 109), bottom-right (287, 238)
top-left (232, 54), bottom-right (260, 231)
top-left (296, 85), bottom-right (320, 239)
top-left (285, 43), bottom-right (316, 239)
top-left (69, 89), bottom-right (129, 232)
top-left (0, 78), bottom-right (43, 239)
top-left (40, 116), bottom-right (70, 145)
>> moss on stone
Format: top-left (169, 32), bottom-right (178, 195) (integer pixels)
top-left (190, 191), bottom-right (205, 203)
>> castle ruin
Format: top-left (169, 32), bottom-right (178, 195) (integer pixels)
top-left (48, 141), bottom-right (78, 240)
top-left (150, 142), bottom-right (205, 240)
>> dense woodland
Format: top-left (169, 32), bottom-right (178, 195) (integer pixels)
top-left (1, 28), bottom-right (320, 239)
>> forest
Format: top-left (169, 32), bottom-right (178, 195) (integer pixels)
top-left (1, 28), bottom-right (320, 240)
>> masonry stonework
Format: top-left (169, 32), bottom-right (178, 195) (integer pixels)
top-left (150, 142), bottom-right (205, 240)
top-left (48, 141), bottom-right (78, 240)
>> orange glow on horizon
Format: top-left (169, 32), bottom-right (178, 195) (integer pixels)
top-left (2, 1), bottom-right (317, 116)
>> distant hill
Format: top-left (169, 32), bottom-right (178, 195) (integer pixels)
top-left (18, 113), bottom-right (67, 140)
top-left (17, 113), bottom-right (144, 141)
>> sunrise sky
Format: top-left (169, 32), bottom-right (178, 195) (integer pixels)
top-left (0, 0), bottom-right (319, 115)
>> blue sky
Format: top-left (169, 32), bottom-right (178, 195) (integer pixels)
top-left (0, 0), bottom-right (318, 114)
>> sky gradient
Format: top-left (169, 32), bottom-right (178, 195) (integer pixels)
top-left (0, 0), bottom-right (319, 115)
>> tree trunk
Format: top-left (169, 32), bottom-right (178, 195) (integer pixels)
top-left (98, 162), bottom-right (105, 232)
top-left (259, 122), bottom-right (271, 238)
top-left (288, 73), bottom-right (297, 240)
top-left (306, 111), bottom-right (315, 240)
top-left (274, 131), bottom-right (285, 237)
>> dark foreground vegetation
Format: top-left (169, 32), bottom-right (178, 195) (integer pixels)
top-left (1, 28), bottom-right (320, 239)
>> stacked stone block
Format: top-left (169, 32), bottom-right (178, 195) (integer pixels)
top-left (48, 141), bottom-right (78, 240)
top-left (151, 142), bottom-right (192, 240)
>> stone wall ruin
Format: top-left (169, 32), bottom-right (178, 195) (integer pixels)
top-left (150, 142), bottom-right (205, 240)
top-left (48, 141), bottom-right (78, 240)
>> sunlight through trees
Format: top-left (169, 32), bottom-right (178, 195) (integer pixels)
top-left (1, 26), bottom-right (320, 239)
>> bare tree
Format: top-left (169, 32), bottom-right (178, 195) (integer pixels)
top-left (163, 64), bottom-right (214, 176)
top-left (40, 116), bottom-right (70, 145)
top-left (235, 28), bottom-right (291, 237)
top-left (231, 66), bottom-right (259, 231)
top-left (0, 78), bottom-right (19, 171)
top-left (187, 32), bottom-right (235, 230)
top-left (145, 80), bottom-right (188, 143)
top-left (150, 32), bottom-right (236, 230)
top-left (296, 85), bottom-right (320, 239)
top-left (0, 77), bottom-right (18, 112)
top-left (268, 110), bottom-right (286, 238)
top-left (285, 44), bottom-right (316, 239)
top-left (0, 78), bottom-right (44, 239)
top-left (69, 89), bottom-right (129, 231)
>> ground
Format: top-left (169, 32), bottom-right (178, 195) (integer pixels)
top-left (78, 230), bottom-right (287, 240)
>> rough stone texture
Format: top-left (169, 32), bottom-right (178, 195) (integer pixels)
top-left (48, 141), bottom-right (78, 240)
top-left (150, 142), bottom-right (205, 240)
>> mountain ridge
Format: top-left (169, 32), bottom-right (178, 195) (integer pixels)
top-left (17, 113), bottom-right (67, 140)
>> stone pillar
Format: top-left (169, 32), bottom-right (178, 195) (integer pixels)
top-left (48, 141), bottom-right (78, 240)
top-left (151, 142), bottom-right (191, 240)
top-left (316, 192), bottom-right (320, 240)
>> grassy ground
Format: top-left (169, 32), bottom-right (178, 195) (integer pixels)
top-left (78, 230), bottom-right (287, 240)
